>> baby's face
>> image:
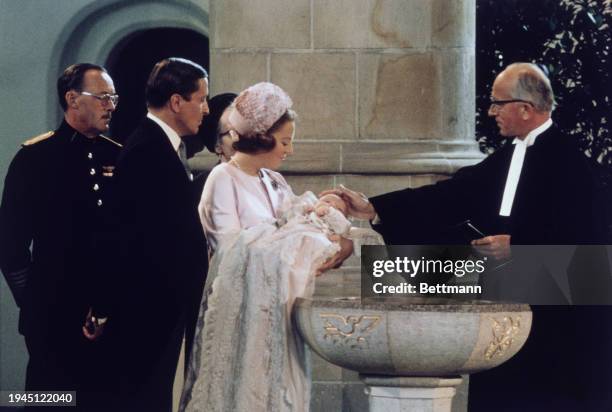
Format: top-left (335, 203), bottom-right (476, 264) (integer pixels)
top-left (318, 194), bottom-right (348, 216)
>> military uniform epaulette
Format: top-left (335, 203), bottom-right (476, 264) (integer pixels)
top-left (22, 131), bottom-right (54, 147)
top-left (100, 135), bottom-right (123, 148)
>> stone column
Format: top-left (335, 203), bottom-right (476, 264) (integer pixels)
top-left (200, 1), bottom-right (478, 411)
top-left (197, 0), bottom-right (480, 183)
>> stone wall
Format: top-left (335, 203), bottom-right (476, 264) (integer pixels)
top-left (194, 0), bottom-right (481, 177)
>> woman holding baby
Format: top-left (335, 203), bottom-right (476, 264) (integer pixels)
top-left (180, 82), bottom-right (359, 412)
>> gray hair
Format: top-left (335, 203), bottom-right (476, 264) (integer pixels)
top-left (507, 63), bottom-right (556, 112)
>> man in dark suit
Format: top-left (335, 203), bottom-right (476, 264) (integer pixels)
top-left (0, 63), bottom-right (121, 407)
top-left (101, 58), bottom-right (209, 411)
top-left (324, 63), bottom-right (606, 411)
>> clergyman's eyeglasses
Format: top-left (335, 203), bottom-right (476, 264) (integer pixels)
top-left (489, 99), bottom-right (534, 111)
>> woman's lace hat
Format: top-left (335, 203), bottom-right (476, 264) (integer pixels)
top-left (228, 82), bottom-right (293, 137)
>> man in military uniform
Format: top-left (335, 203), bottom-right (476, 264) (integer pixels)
top-left (0, 63), bottom-right (121, 404)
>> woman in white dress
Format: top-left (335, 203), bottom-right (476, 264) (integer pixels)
top-left (180, 83), bottom-right (353, 412)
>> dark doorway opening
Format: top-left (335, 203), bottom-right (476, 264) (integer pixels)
top-left (106, 27), bottom-right (209, 141)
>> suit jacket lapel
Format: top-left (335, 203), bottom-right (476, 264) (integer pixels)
top-left (142, 118), bottom-right (192, 186)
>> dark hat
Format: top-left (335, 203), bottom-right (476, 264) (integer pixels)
top-left (199, 93), bottom-right (237, 153)
top-left (185, 93), bottom-right (237, 158)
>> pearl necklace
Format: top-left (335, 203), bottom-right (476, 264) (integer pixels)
top-left (230, 158), bottom-right (259, 176)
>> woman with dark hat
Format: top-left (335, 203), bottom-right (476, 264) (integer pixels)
top-left (188, 92), bottom-right (238, 161)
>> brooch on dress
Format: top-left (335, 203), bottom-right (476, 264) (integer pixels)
top-left (259, 170), bottom-right (279, 190)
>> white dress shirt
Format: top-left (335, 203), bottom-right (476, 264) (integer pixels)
top-left (499, 118), bottom-right (553, 217)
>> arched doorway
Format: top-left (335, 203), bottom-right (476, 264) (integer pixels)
top-left (106, 28), bottom-right (209, 141)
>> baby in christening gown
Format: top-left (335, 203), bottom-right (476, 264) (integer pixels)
top-left (277, 191), bottom-right (384, 258)
top-left (180, 190), bottom-right (383, 412)
top-left (279, 192), bottom-right (350, 236)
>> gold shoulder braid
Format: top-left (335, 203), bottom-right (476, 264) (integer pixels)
top-left (22, 131), bottom-right (54, 147)
top-left (99, 135), bottom-right (123, 148)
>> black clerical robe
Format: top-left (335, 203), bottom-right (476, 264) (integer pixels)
top-left (370, 126), bottom-right (601, 245)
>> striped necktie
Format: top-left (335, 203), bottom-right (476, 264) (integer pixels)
top-left (178, 140), bottom-right (193, 180)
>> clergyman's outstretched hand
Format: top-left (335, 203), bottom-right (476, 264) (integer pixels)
top-left (319, 185), bottom-right (376, 220)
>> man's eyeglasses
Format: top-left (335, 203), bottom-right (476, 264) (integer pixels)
top-left (489, 99), bottom-right (534, 111)
top-left (80, 91), bottom-right (120, 106)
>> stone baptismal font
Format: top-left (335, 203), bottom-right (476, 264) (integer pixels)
top-left (294, 297), bottom-right (532, 412)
